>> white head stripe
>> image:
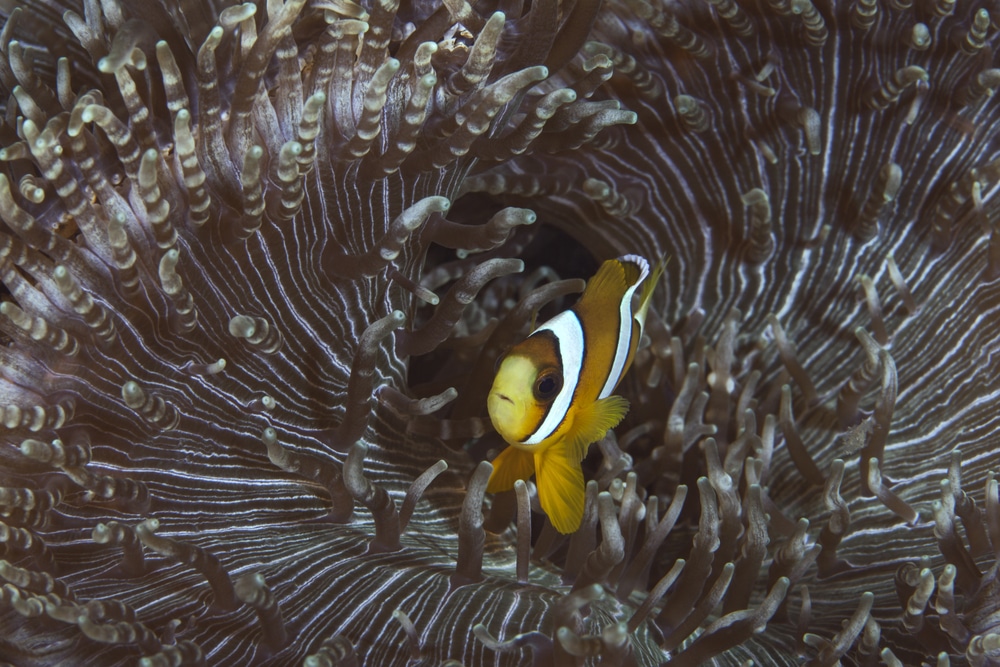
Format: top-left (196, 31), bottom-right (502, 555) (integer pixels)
top-left (599, 256), bottom-right (650, 398)
top-left (524, 311), bottom-right (584, 445)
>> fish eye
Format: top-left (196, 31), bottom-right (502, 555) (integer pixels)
top-left (533, 372), bottom-right (561, 400)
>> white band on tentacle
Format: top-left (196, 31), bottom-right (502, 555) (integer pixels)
top-left (524, 311), bottom-right (584, 445)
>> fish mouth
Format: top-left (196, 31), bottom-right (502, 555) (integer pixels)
top-left (487, 391), bottom-right (524, 445)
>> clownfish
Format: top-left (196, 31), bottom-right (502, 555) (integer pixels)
top-left (486, 254), bottom-right (663, 534)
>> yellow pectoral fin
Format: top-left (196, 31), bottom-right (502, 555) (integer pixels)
top-left (486, 446), bottom-right (536, 493)
top-left (535, 442), bottom-right (586, 534)
top-left (566, 395), bottom-right (631, 461)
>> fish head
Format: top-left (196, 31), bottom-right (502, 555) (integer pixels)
top-left (487, 334), bottom-right (563, 448)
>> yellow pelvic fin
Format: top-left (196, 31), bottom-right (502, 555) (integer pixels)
top-left (486, 445), bottom-right (535, 493)
top-left (566, 394), bottom-right (630, 461)
top-left (535, 439), bottom-right (585, 534)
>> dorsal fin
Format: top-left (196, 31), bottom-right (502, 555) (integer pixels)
top-left (577, 259), bottom-right (629, 310)
top-left (576, 256), bottom-right (646, 312)
top-left (618, 253), bottom-right (650, 287)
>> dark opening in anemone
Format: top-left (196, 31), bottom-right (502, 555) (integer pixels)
top-left (409, 203), bottom-right (596, 394)
top-left (1, 0), bottom-right (1000, 665)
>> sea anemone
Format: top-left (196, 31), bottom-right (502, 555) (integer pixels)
top-left (0, 0), bottom-right (998, 666)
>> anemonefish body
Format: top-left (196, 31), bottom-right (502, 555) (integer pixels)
top-left (486, 254), bottom-right (662, 534)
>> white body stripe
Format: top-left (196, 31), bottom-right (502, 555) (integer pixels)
top-left (599, 255), bottom-right (650, 399)
top-left (524, 311), bottom-right (584, 445)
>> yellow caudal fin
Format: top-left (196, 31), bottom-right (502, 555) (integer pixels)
top-left (535, 440), bottom-right (585, 534)
top-left (566, 394), bottom-right (630, 461)
top-left (486, 446), bottom-right (535, 493)
top-left (634, 256), bottom-right (667, 330)
top-left (622, 258), bottom-right (667, 377)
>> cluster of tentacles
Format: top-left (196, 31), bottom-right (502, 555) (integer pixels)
top-left (1, 0), bottom-right (1000, 665)
top-left (0, 0), bottom-right (641, 664)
